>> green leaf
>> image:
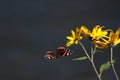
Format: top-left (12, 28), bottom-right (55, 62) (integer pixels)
top-left (100, 61), bottom-right (111, 74)
top-left (72, 56), bottom-right (88, 61)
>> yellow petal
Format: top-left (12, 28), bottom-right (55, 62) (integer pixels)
top-left (79, 36), bottom-right (83, 39)
top-left (96, 26), bottom-right (102, 36)
top-left (81, 26), bottom-right (90, 34)
top-left (71, 30), bottom-right (75, 38)
top-left (66, 41), bottom-right (74, 47)
top-left (92, 41), bottom-right (108, 49)
top-left (114, 39), bottom-right (120, 46)
top-left (75, 40), bottom-right (78, 44)
top-left (76, 27), bottom-right (79, 32)
top-left (116, 27), bottom-right (120, 35)
top-left (92, 25), bottom-right (100, 35)
top-left (117, 39), bottom-right (120, 44)
top-left (66, 36), bottom-right (74, 40)
top-left (109, 31), bottom-right (117, 43)
top-left (101, 31), bottom-right (107, 36)
top-left (109, 31), bottom-right (114, 38)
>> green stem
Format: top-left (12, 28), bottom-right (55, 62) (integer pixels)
top-left (91, 47), bottom-right (101, 80)
top-left (79, 42), bottom-right (91, 60)
top-left (110, 48), bottom-right (119, 80)
top-left (91, 58), bottom-right (101, 80)
top-left (79, 42), bottom-right (101, 80)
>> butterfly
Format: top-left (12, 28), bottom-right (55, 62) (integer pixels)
top-left (44, 46), bottom-right (72, 59)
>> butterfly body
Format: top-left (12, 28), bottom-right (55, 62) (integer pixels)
top-left (44, 47), bottom-right (72, 59)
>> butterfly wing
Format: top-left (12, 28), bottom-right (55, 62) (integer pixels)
top-left (66, 49), bottom-right (73, 56)
top-left (44, 47), bottom-right (73, 59)
top-left (56, 47), bottom-right (72, 58)
top-left (44, 51), bottom-right (57, 59)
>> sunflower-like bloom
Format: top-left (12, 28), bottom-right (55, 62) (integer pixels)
top-left (80, 26), bottom-right (91, 38)
top-left (109, 27), bottom-right (120, 46)
top-left (81, 25), bottom-right (110, 41)
top-left (93, 27), bottom-right (120, 48)
top-left (66, 27), bottom-right (82, 47)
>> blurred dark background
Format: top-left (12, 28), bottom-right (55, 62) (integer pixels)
top-left (0, 0), bottom-right (120, 80)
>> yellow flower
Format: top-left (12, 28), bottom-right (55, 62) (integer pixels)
top-left (108, 27), bottom-right (120, 46)
top-left (66, 27), bottom-right (82, 47)
top-left (91, 25), bottom-right (109, 40)
top-left (92, 40), bottom-right (108, 49)
top-left (93, 27), bottom-right (120, 48)
top-left (81, 25), bottom-right (109, 40)
top-left (80, 26), bottom-right (91, 38)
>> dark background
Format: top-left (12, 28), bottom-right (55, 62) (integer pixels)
top-left (0, 0), bottom-right (120, 80)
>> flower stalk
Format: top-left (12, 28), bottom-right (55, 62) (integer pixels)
top-left (79, 42), bottom-right (101, 80)
top-left (110, 47), bottom-right (119, 80)
top-left (65, 25), bottom-right (120, 80)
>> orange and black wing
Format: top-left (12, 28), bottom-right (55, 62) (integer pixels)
top-left (44, 51), bottom-right (57, 59)
top-left (56, 47), bottom-right (73, 58)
